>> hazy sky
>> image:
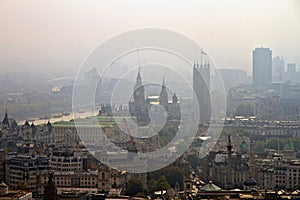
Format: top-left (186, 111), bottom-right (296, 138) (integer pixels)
top-left (0, 0), bottom-right (299, 75)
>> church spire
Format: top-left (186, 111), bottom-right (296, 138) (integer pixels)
top-left (137, 67), bottom-right (141, 79)
top-left (135, 67), bottom-right (142, 89)
top-left (159, 76), bottom-right (168, 109)
top-left (131, 67), bottom-right (146, 117)
top-left (2, 109), bottom-right (9, 127)
top-left (172, 93), bottom-right (178, 103)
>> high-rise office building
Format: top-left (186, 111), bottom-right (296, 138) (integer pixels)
top-left (252, 47), bottom-right (272, 86)
top-left (272, 56), bottom-right (284, 82)
top-left (286, 63), bottom-right (297, 83)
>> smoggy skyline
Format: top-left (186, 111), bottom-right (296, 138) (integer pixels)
top-left (0, 0), bottom-right (299, 75)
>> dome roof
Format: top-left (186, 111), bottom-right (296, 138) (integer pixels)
top-left (244, 177), bottom-right (257, 186)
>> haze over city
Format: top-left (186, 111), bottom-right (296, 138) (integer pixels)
top-left (2, 1), bottom-right (300, 199)
top-left (1, 0), bottom-right (300, 75)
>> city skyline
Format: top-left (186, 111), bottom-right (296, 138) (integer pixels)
top-left (0, 0), bottom-right (300, 75)
top-left (2, 1), bottom-right (300, 198)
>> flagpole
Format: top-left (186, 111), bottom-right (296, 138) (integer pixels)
top-left (201, 51), bottom-right (203, 67)
top-left (201, 50), bottom-right (207, 67)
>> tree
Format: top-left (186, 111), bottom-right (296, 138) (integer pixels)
top-left (159, 124), bottom-right (178, 146)
top-left (154, 176), bottom-right (170, 191)
top-left (291, 137), bottom-right (300, 151)
top-left (253, 142), bottom-right (265, 153)
top-left (265, 138), bottom-right (284, 150)
top-left (187, 154), bottom-right (201, 169)
top-left (235, 103), bottom-right (254, 116)
top-left (166, 166), bottom-right (184, 189)
top-left (125, 178), bottom-right (144, 196)
top-left (147, 165), bottom-right (184, 192)
top-left (147, 179), bottom-right (158, 193)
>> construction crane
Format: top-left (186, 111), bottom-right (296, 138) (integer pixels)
top-left (123, 118), bottom-right (138, 154)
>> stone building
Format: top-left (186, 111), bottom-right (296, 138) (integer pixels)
top-left (49, 150), bottom-right (88, 172)
top-left (129, 69), bottom-right (181, 123)
top-left (39, 164), bottom-right (129, 195)
top-left (4, 153), bottom-right (49, 195)
top-left (201, 136), bottom-right (250, 189)
top-left (193, 62), bottom-right (211, 124)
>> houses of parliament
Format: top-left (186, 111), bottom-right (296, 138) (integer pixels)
top-left (129, 68), bottom-right (181, 123)
top-left (129, 61), bottom-right (211, 124)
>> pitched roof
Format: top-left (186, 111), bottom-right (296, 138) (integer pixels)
top-left (200, 181), bottom-right (222, 191)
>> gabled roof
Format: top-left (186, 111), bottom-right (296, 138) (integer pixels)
top-left (200, 181), bottom-right (222, 191)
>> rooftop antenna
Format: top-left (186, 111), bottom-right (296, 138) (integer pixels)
top-left (137, 48), bottom-right (142, 70)
top-left (201, 50), bottom-right (207, 67)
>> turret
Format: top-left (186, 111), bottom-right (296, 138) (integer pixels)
top-left (159, 76), bottom-right (168, 110)
top-left (172, 93), bottom-right (178, 103)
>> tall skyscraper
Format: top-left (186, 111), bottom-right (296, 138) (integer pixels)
top-left (286, 63), bottom-right (297, 83)
top-left (252, 47), bottom-right (272, 86)
top-left (193, 62), bottom-right (211, 124)
top-left (272, 56), bottom-right (284, 82)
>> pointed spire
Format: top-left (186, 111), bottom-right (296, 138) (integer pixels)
top-left (138, 66), bottom-right (141, 75)
top-left (136, 48), bottom-right (142, 83)
top-left (24, 119), bottom-right (30, 126)
top-left (173, 93), bottom-right (178, 103)
top-left (2, 109), bottom-right (9, 126)
top-left (137, 67), bottom-right (141, 80)
top-left (159, 76), bottom-right (168, 108)
top-left (137, 48), bottom-right (142, 69)
top-left (135, 67), bottom-right (143, 89)
top-left (227, 135), bottom-right (233, 150)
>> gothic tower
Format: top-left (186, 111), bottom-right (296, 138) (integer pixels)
top-left (2, 109), bottom-right (9, 127)
top-left (132, 68), bottom-right (146, 113)
top-left (193, 62), bottom-right (211, 124)
top-left (159, 77), bottom-right (168, 111)
top-left (129, 68), bottom-right (148, 123)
